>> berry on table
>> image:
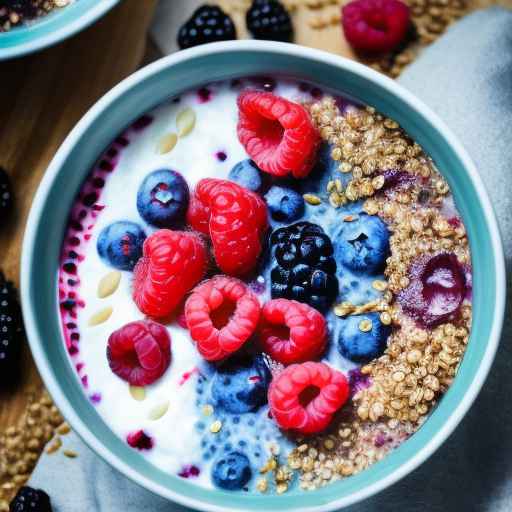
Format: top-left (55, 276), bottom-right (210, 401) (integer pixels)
top-left (398, 252), bottom-right (467, 327)
top-left (212, 451), bottom-right (252, 490)
top-left (211, 355), bottom-right (271, 413)
top-left (177, 5), bottom-right (236, 50)
top-left (107, 320), bottom-right (171, 386)
top-left (334, 213), bottom-right (390, 274)
top-left (259, 299), bottom-right (326, 365)
top-left (133, 229), bottom-right (207, 318)
top-left (337, 312), bottom-right (390, 363)
top-left (270, 222), bottom-right (339, 312)
top-left (185, 276), bottom-right (261, 361)
top-left (237, 91), bottom-right (320, 179)
top-left (187, 178), bottom-right (268, 276)
top-left (9, 486), bottom-right (52, 512)
top-left (246, 0), bottom-right (293, 42)
top-left (342, 0), bottom-right (411, 54)
top-left (0, 167), bottom-right (14, 223)
top-left (0, 272), bottom-right (23, 386)
top-left (264, 185), bottom-right (304, 222)
top-left (228, 159), bottom-right (267, 193)
top-left (97, 221), bottom-right (146, 271)
top-left (136, 169), bottom-right (189, 228)
top-left (268, 362), bottom-right (349, 435)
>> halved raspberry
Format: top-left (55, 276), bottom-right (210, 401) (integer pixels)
top-left (342, 0), bottom-right (411, 54)
top-left (268, 362), bottom-right (349, 435)
top-left (187, 179), bottom-right (268, 276)
top-left (107, 320), bottom-right (171, 386)
top-left (237, 91), bottom-right (320, 179)
top-left (258, 299), bottom-right (327, 365)
top-left (133, 229), bottom-right (207, 318)
top-left (185, 276), bottom-right (261, 361)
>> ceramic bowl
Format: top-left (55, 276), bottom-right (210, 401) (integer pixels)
top-left (0, 0), bottom-right (119, 60)
top-left (21, 41), bottom-right (506, 511)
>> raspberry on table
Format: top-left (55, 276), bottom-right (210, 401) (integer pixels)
top-left (9, 486), bottom-right (52, 512)
top-left (342, 0), bottom-right (411, 54)
top-left (258, 299), bottom-right (327, 365)
top-left (246, 0), bottom-right (293, 43)
top-left (185, 276), bottom-right (261, 361)
top-left (133, 229), bottom-right (207, 318)
top-left (187, 178), bottom-right (268, 277)
top-left (107, 320), bottom-right (171, 386)
top-left (177, 5), bottom-right (236, 50)
top-left (268, 361), bottom-right (349, 435)
top-left (0, 272), bottom-right (23, 387)
top-left (270, 222), bottom-right (339, 312)
top-left (237, 91), bottom-right (320, 179)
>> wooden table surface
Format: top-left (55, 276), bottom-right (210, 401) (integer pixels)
top-left (0, 0), bottom-right (510, 479)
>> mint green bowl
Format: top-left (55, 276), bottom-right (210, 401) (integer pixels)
top-left (0, 0), bottom-right (119, 60)
top-left (21, 42), bottom-right (505, 511)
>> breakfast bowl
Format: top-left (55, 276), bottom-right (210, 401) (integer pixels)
top-left (21, 41), bottom-right (505, 511)
top-left (0, 0), bottom-right (119, 60)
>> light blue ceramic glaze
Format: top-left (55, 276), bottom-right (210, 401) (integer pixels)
top-left (0, 0), bottom-right (119, 60)
top-left (20, 42), bottom-right (506, 512)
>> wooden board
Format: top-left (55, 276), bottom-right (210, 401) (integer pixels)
top-left (0, 0), bottom-right (157, 431)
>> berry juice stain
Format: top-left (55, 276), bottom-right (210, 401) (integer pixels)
top-left (132, 115), bottom-right (154, 132)
top-left (178, 465), bottom-right (201, 478)
top-left (197, 87), bottom-right (212, 103)
top-left (215, 151), bottom-right (227, 162)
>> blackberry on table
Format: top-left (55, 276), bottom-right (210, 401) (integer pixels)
top-left (9, 486), bottom-right (52, 512)
top-left (0, 167), bottom-right (14, 222)
top-left (246, 0), bottom-right (293, 43)
top-left (269, 222), bottom-right (338, 312)
top-left (177, 5), bottom-right (236, 50)
top-left (0, 271), bottom-right (23, 385)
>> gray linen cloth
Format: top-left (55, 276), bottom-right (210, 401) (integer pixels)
top-left (28, 7), bottom-right (512, 511)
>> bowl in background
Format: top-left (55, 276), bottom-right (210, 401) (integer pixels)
top-left (21, 41), bottom-right (505, 511)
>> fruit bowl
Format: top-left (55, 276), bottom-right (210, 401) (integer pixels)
top-left (21, 41), bottom-right (505, 511)
top-left (0, 0), bottom-right (119, 60)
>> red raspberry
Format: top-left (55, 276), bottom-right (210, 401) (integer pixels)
top-left (259, 299), bottom-right (327, 365)
top-left (187, 179), bottom-right (268, 276)
top-left (268, 362), bottom-right (349, 435)
top-left (133, 229), bottom-right (207, 318)
top-left (237, 91), bottom-right (320, 179)
top-left (342, 0), bottom-right (410, 54)
top-left (107, 320), bottom-right (171, 386)
top-left (185, 276), bottom-right (261, 361)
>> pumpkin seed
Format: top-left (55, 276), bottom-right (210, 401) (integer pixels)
top-left (88, 306), bottom-right (113, 326)
top-left (176, 108), bottom-right (196, 137)
top-left (97, 271), bottom-right (121, 298)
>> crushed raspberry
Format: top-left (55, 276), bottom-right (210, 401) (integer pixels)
top-left (342, 0), bottom-right (411, 54)
top-left (127, 430), bottom-right (154, 450)
top-left (133, 229), bottom-right (207, 318)
top-left (178, 464), bottom-right (201, 478)
top-left (107, 320), bottom-right (171, 386)
top-left (237, 91), bottom-right (320, 179)
top-left (187, 179), bottom-right (268, 276)
top-left (398, 252), bottom-right (467, 327)
top-left (258, 299), bottom-right (327, 365)
top-left (268, 362), bottom-right (349, 435)
top-left (185, 276), bottom-right (261, 361)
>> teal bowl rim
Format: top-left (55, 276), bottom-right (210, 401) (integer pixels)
top-left (0, 0), bottom-right (119, 60)
top-left (21, 41), bottom-right (506, 511)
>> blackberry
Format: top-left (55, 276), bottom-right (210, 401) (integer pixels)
top-left (177, 5), bottom-right (236, 50)
top-left (246, 0), bottom-right (293, 43)
top-left (9, 486), bottom-right (52, 512)
top-left (269, 222), bottom-right (338, 312)
top-left (0, 168), bottom-right (14, 222)
top-left (0, 272), bottom-right (23, 386)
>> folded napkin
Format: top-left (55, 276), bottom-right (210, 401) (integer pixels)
top-left (29, 7), bottom-right (512, 511)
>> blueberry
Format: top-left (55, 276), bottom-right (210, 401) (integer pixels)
top-left (335, 214), bottom-right (390, 273)
top-left (228, 159), bottom-right (267, 193)
top-left (264, 185), bottom-right (304, 222)
top-left (136, 169), bottom-right (189, 228)
top-left (337, 312), bottom-right (391, 363)
top-left (97, 221), bottom-right (146, 271)
top-left (211, 356), bottom-right (271, 414)
top-left (212, 451), bottom-right (252, 490)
